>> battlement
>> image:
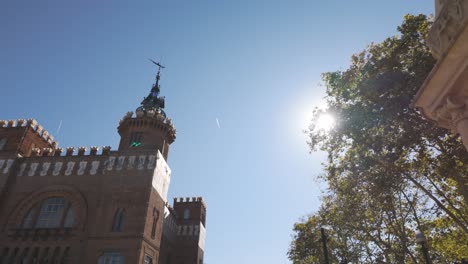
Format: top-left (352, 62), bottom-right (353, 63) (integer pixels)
top-left (173, 196), bottom-right (207, 208)
top-left (29, 146), bottom-right (112, 157)
top-left (0, 119), bottom-right (58, 147)
top-left (0, 149), bottom-right (167, 178)
top-left (118, 111), bottom-right (176, 143)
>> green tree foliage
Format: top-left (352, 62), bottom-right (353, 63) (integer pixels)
top-left (289, 15), bottom-right (468, 264)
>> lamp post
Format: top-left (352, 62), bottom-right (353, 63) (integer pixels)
top-left (415, 231), bottom-right (432, 264)
top-left (320, 227), bottom-right (330, 264)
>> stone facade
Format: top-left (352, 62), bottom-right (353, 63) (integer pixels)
top-left (0, 70), bottom-right (206, 263)
top-left (413, 0), bottom-right (468, 203)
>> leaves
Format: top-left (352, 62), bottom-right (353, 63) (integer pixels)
top-left (289, 14), bottom-right (468, 264)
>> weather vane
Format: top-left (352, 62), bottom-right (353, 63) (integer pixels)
top-left (149, 59), bottom-right (165, 73)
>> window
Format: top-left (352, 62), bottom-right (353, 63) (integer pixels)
top-left (61, 247), bottom-right (70, 264)
top-left (40, 247), bottom-right (50, 263)
top-left (0, 138), bottom-right (7, 150)
top-left (129, 132), bottom-right (143, 147)
top-left (19, 247), bottom-right (29, 264)
top-left (21, 197), bottom-right (75, 229)
top-left (144, 255), bottom-right (152, 264)
top-left (50, 247), bottom-right (60, 263)
top-left (0, 248), bottom-right (9, 263)
top-left (22, 207), bottom-right (36, 228)
top-left (183, 209), bottom-right (190, 220)
top-left (30, 247), bottom-right (39, 264)
top-left (64, 208), bottom-right (75, 228)
top-left (112, 208), bottom-right (126, 232)
top-left (151, 208), bottom-right (159, 239)
top-left (35, 197), bottom-right (66, 228)
top-left (98, 251), bottom-right (124, 264)
top-left (8, 248), bottom-right (19, 263)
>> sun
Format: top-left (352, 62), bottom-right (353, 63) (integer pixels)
top-left (316, 113), bottom-right (335, 131)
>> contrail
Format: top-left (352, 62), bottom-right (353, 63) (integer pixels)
top-left (56, 120), bottom-right (62, 134)
top-left (216, 118), bottom-right (220, 129)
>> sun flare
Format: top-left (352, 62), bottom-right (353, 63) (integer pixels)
top-left (316, 113), bottom-right (335, 131)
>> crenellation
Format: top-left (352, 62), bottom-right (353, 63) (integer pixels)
top-left (42, 148), bottom-right (52, 156)
top-left (32, 148), bottom-right (41, 157)
top-left (17, 119), bottom-right (26, 126)
top-left (0, 118), bottom-right (41, 128)
top-left (78, 147), bottom-right (87, 156)
top-left (54, 148), bottom-right (64, 156)
top-left (66, 147), bottom-right (75, 156)
top-left (102, 146), bottom-right (111, 155)
top-left (90, 146), bottom-right (99, 155)
top-left (42, 130), bottom-right (49, 141)
top-left (36, 124), bottom-right (43, 134)
top-left (27, 118), bottom-right (37, 128)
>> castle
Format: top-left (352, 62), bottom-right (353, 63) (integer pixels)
top-left (0, 65), bottom-right (206, 264)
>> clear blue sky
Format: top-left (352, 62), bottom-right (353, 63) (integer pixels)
top-left (1, 1), bottom-right (433, 263)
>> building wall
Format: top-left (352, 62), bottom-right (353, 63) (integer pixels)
top-left (0, 115), bottom-right (205, 264)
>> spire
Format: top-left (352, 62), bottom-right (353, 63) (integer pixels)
top-left (137, 60), bottom-right (166, 117)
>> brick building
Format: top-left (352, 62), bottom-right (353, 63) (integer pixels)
top-left (0, 66), bottom-right (206, 264)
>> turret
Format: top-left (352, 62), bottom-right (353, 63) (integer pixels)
top-left (0, 119), bottom-right (58, 157)
top-left (117, 62), bottom-right (176, 160)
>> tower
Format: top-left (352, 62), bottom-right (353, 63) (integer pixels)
top-left (117, 63), bottom-right (175, 160)
top-left (0, 63), bottom-right (206, 264)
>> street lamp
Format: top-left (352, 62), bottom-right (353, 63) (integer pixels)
top-left (415, 231), bottom-right (432, 264)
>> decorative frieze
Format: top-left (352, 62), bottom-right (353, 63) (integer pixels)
top-left (40, 162), bottom-right (50, 176)
top-left (5, 153), bottom-right (160, 178)
top-left (1, 159), bottom-right (14, 174)
top-left (53, 162), bottom-right (63, 176)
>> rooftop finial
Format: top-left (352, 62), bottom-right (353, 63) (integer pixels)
top-left (137, 59), bottom-right (167, 118)
top-left (149, 59), bottom-right (165, 93)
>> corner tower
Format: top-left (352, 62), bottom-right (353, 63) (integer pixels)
top-left (117, 62), bottom-right (176, 160)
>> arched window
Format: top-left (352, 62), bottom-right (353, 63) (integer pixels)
top-left (36, 197), bottom-right (66, 228)
top-left (112, 208), bottom-right (126, 232)
top-left (21, 197), bottom-right (75, 229)
top-left (64, 208), bottom-right (75, 228)
top-left (22, 207), bottom-right (36, 228)
top-left (98, 251), bottom-right (124, 264)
